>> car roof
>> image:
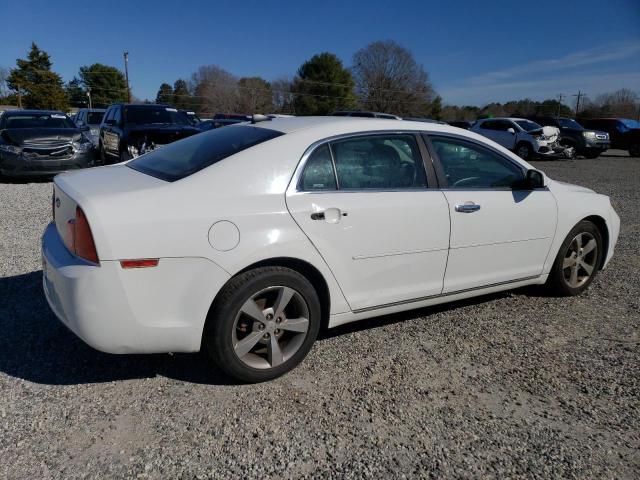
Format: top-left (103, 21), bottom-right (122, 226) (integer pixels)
top-left (3, 109), bottom-right (65, 116)
top-left (252, 116), bottom-right (472, 137)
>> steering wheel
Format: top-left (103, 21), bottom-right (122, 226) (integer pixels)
top-left (451, 177), bottom-right (481, 188)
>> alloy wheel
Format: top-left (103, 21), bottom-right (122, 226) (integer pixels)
top-left (562, 232), bottom-right (598, 288)
top-left (232, 286), bottom-right (310, 369)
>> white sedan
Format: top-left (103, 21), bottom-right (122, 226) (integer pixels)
top-left (42, 117), bottom-right (620, 382)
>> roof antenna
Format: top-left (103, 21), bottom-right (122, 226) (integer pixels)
top-left (251, 114), bottom-right (271, 124)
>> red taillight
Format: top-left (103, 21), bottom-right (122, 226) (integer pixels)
top-left (120, 259), bottom-right (159, 269)
top-left (75, 207), bottom-right (99, 263)
top-left (64, 207), bottom-right (99, 263)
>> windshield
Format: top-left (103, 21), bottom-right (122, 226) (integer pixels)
top-left (128, 125), bottom-right (284, 181)
top-left (2, 113), bottom-right (76, 129)
top-left (557, 118), bottom-right (584, 130)
top-left (620, 119), bottom-right (640, 129)
top-left (123, 106), bottom-right (191, 126)
top-left (86, 111), bottom-right (105, 125)
top-left (515, 120), bottom-right (542, 132)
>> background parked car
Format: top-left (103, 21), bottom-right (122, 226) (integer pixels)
top-left (447, 120), bottom-right (474, 130)
top-left (0, 109), bottom-right (93, 177)
top-left (73, 108), bottom-right (106, 148)
top-left (471, 117), bottom-right (573, 160)
top-left (182, 110), bottom-right (202, 126)
top-left (98, 104), bottom-right (201, 163)
top-left (525, 116), bottom-right (609, 159)
top-left (214, 113), bottom-right (252, 121)
top-left (198, 118), bottom-right (245, 131)
top-left (331, 111), bottom-right (401, 119)
top-left (579, 118), bottom-right (640, 157)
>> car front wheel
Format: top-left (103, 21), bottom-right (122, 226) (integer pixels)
top-left (629, 143), bottom-right (640, 157)
top-left (546, 220), bottom-right (603, 296)
top-left (205, 266), bottom-right (321, 383)
top-left (515, 142), bottom-right (532, 160)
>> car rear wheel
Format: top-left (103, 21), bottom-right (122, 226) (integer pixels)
top-left (546, 220), bottom-right (603, 296)
top-left (515, 142), bottom-right (532, 160)
top-left (204, 266), bottom-right (321, 383)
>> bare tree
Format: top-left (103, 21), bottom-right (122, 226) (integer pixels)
top-left (191, 65), bottom-right (240, 115)
top-left (0, 66), bottom-right (9, 98)
top-left (351, 40), bottom-right (436, 116)
top-left (237, 76), bottom-right (273, 113)
top-left (271, 77), bottom-right (295, 113)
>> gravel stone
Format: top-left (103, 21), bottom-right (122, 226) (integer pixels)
top-left (0, 151), bottom-right (638, 478)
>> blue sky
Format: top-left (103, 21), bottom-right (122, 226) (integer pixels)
top-left (1, 0), bottom-right (639, 106)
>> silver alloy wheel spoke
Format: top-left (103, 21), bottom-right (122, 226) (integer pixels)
top-left (234, 331), bottom-right (264, 357)
top-left (273, 286), bottom-right (295, 318)
top-left (563, 256), bottom-right (576, 268)
top-left (240, 299), bottom-right (266, 324)
top-left (268, 334), bottom-right (284, 367)
top-left (580, 261), bottom-right (594, 276)
top-left (280, 317), bottom-right (309, 333)
top-left (569, 265), bottom-right (579, 286)
top-left (582, 239), bottom-right (596, 256)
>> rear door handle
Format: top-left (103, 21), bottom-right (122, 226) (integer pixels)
top-left (455, 202), bottom-right (481, 213)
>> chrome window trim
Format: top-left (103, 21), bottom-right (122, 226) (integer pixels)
top-left (290, 130), bottom-right (434, 194)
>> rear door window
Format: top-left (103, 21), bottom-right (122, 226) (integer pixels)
top-left (128, 125), bottom-right (284, 181)
top-left (329, 134), bottom-right (427, 189)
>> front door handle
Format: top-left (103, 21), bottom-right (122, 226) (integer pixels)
top-left (310, 212), bottom-right (325, 220)
top-left (455, 202), bottom-right (481, 213)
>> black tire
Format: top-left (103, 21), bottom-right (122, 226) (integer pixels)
top-left (118, 148), bottom-right (131, 163)
top-left (515, 142), bottom-right (533, 160)
top-left (629, 143), bottom-right (640, 158)
top-left (204, 266), bottom-right (321, 383)
top-left (546, 220), bottom-right (603, 296)
top-left (99, 143), bottom-right (107, 165)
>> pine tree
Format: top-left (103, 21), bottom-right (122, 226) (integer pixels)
top-left (7, 43), bottom-right (69, 110)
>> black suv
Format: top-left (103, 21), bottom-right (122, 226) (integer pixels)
top-left (526, 116), bottom-right (610, 158)
top-left (99, 104), bottom-right (201, 163)
top-left (579, 118), bottom-right (640, 157)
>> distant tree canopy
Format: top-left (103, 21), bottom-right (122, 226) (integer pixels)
top-left (79, 63), bottom-right (127, 108)
top-left (7, 43), bottom-right (68, 110)
top-left (291, 53), bottom-right (357, 115)
top-left (579, 88), bottom-right (639, 119)
top-left (352, 40), bottom-right (437, 117)
top-left (172, 79), bottom-right (195, 110)
top-left (440, 98), bottom-right (574, 121)
top-left (155, 83), bottom-right (173, 104)
top-left (66, 77), bottom-right (87, 108)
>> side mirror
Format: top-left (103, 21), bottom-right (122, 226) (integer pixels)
top-left (507, 128), bottom-right (516, 134)
top-left (513, 170), bottom-right (545, 190)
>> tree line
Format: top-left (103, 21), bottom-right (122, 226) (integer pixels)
top-left (1, 42), bottom-right (638, 121)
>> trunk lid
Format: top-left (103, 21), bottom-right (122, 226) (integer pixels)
top-left (53, 164), bottom-right (167, 257)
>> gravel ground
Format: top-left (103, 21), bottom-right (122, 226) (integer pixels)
top-left (1, 151), bottom-right (638, 479)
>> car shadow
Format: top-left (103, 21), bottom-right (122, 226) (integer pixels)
top-left (1, 270), bottom-right (536, 386)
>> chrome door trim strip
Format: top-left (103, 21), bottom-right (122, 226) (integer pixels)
top-left (352, 275), bottom-right (541, 314)
top-left (353, 246), bottom-right (449, 260)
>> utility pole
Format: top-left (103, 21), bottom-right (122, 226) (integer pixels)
top-left (123, 51), bottom-right (131, 103)
top-left (556, 93), bottom-right (563, 117)
top-left (573, 90), bottom-right (584, 116)
top-left (86, 86), bottom-right (92, 109)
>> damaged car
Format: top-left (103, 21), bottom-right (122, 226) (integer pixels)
top-left (0, 110), bottom-right (93, 178)
top-left (471, 117), bottom-right (574, 160)
top-left (98, 104), bottom-right (201, 164)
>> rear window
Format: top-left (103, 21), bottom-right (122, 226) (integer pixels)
top-left (127, 125), bottom-right (284, 181)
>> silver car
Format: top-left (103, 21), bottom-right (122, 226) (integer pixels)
top-left (74, 108), bottom-right (106, 148)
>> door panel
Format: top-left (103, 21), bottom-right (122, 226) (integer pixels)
top-left (442, 190), bottom-right (557, 292)
top-left (286, 191), bottom-right (450, 311)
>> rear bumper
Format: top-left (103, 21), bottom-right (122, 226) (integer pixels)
top-left (1, 149), bottom-right (92, 177)
top-left (41, 222), bottom-right (230, 354)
